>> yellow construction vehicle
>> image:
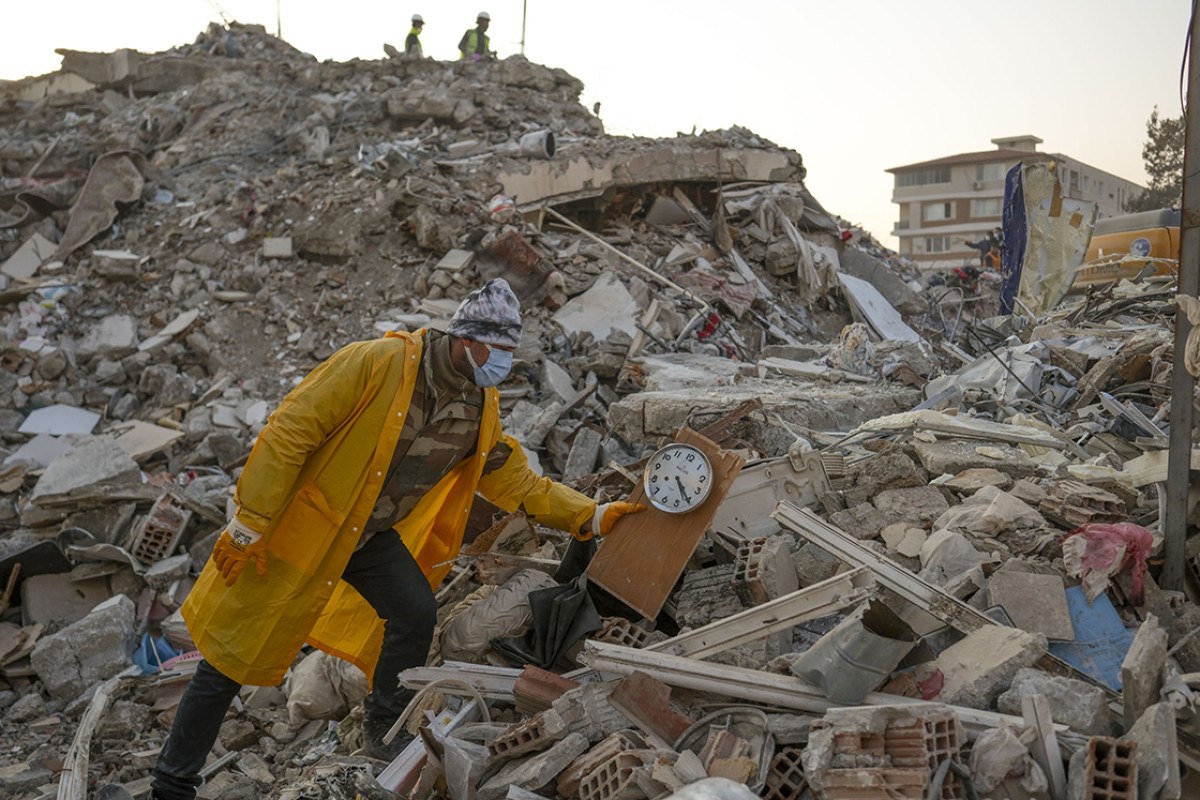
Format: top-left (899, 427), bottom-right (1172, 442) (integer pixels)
top-left (1073, 208), bottom-right (1180, 290)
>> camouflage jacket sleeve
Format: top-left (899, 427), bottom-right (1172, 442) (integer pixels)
top-left (476, 433), bottom-right (597, 539)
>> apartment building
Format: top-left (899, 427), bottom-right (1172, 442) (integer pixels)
top-left (887, 135), bottom-right (1145, 269)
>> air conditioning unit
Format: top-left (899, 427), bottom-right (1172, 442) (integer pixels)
top-left (972, 181), bottom-right (985, 190)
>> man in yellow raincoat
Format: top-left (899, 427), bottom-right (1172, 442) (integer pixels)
top-left (148, 279), bottom-right (642, 800)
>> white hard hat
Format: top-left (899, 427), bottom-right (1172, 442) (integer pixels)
top-left (477, 11), bottom-right (490, 20)
top-left (412, 13), bottom-right (424, 23)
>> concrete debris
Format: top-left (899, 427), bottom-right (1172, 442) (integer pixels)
top-left (30, 594), bottom-right (135, 701)
top-left (932, 626), bottom-right (1047, 709)
top-left (996, 668), bottom-right (1114, 736)
top-left (0, 19), bottom-right (1192, 800)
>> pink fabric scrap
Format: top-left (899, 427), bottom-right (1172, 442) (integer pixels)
top-left (1062, 522), bottom-right (1155, 603)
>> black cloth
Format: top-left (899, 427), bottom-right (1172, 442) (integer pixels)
top-left (151, 533), bottom-right (437, 800)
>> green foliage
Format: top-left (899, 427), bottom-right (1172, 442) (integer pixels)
top-left (1126, 106), bottom-right (1184, 212)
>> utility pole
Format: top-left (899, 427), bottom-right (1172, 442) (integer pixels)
top-left (521, 0), bottom-right (528, 55)
top-left (1164, 0), bottom-right (1200, 591)
top-left (276, 0), bottom-right (282, 38)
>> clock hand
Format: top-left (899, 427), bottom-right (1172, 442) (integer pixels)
top-left (676, 475), bottom-right (692, 504)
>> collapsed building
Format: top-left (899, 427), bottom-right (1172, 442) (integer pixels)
top-left (0, 20), bottom-right (1195, 800)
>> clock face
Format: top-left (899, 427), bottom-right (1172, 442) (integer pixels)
top-left (643, 444), bottom-right (713, 514)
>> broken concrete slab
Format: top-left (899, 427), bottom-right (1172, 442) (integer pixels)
top-left (18, 403), bottom-right (100, 436)
top-left (943, 468), bottom-right (1013, 495)
top-left (2, 433), bottom-right (75, 468)
top-left (20, 572), bottom-right (112, 627)
top-left (838, 247), bottom-right (923, 315)
top-left (1125, 703), bottom-right (1180, 800)
top-left (553, 272), bottom-right (640, 341)
top-left (1120, 614), bottom-right (1168, 731)
top-left (872, 485), bottom-right (949, 526)
top-left (881, 524), bottom-right (926, 559)
top-left (111, 420), bottom-right (186, 461)
top-left (828, 503), bottom-right (889, 541)
top-left (912, 439), bottom-right (1040, 480)
top-left (262, 236), bottom-right (293, 258)
top-left (933, 626), bottom-right (1047, 709)
top-left (1, 232), bottom-right (56, 280)
top-left (840, 452), bottom-right (928, 507)
top-left (996, 668), bottom-right (1113, 736)
top-left (478, 732), bottom-right (589, 800)
top-left (30, 594), bottom-right (135, 701)
top-left (30, 437), bottom-right (141, 503)
top-left (986, 571), bottom-right (1074, 641)
top-left (78, 314), bottom-right (139, 359)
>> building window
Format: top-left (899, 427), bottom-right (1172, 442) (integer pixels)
top-left (923, 202), bottom-right (955, 222)
top-left (976, 163), bottom-right (1007, 182)
top-left (970, 198), bottom-right (1002, 217)
top-left (925, 236), bottom-right (952, 253)
top-left (898, 167), bottom-right (951, 187)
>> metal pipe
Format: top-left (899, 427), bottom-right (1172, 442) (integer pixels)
top-left (543, 206), bottom-right (712, 312)
top-left (1164, 0), bottom-right (1200, 591)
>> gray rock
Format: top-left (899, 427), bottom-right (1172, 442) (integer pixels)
top-left (30, 594), bottom-right (136, 701)
top-left (872, 485), bottom-right (949, 526)
top-left (0, 760), bottom-right (52, 794)
top-left (1126, 703), bottom-right (1180, 800)
top-left (92, 358), bottom-right (127, 385)
top-left (5, 691), bottom-right (47, 723)
top-left (79, 314), bottom-right (138, 359)
top-left (829, 503), bottom-right (890, 541)
top-left (997, 668), bottom-right (1114, 735)
top-left (841, 452), bottom-right (927, 506)
top-left (913, 440), bottom-right (1039, 480)
top-left (30, 437), bottom-right (140, 503)
top-left (792, 542), bottom-right (845, 588)
top-left (933, 626), bottom-right (1046, 709)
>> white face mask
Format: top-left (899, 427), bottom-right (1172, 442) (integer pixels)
top-left (465, 344), bottom-right (513, 387)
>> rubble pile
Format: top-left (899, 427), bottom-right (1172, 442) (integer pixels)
top-left (0, 20), bottom-right (1197, 800)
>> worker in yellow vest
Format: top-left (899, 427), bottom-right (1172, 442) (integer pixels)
top-left (405, 14), bottom-right (424, 57)
top-left (458, 11), bottom-right (493, 60)
top-left (142, 279), bottom-right (643, 800)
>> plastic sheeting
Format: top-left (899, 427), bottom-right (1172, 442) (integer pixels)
top-left (1001, 162), bottom-right (1098, 315)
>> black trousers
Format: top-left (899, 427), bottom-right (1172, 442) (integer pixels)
top-left (151, 532), bottom-right (437, 800)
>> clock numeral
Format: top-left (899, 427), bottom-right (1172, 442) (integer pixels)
top-left (686, 454), bottom-right (695, 462)
top-left (699, 474), bottom-right (707, 482)
top-left (673, 499), bottom-right (680, 507)
top-left (651, 475), bottom-right (658, 483)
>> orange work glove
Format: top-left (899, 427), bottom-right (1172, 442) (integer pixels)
top-left (211, 517), bottom-right (268, 587)
top-left (592, 501), bottom-right (648, 537)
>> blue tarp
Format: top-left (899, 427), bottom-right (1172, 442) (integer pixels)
top-left (1047, 586), bottom-right (1135, 691)
top-left (999, 163), bottom-right (1027, 315)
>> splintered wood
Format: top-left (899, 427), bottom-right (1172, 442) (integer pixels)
top-left (587, 427), bottom-right (744, 620)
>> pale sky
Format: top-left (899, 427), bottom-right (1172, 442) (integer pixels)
top-left (2, 1), bottom-right (1191, 246)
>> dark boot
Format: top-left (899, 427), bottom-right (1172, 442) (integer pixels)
top-left (362, 714), bottom-right (414, 761)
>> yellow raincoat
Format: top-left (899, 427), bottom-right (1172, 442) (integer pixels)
top-left (181, 331), bottom-right (595, 686)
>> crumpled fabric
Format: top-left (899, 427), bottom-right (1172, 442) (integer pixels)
top-left (1062, 522), bottom-right (1154, 604)
top-left (285, 649), bottom-right (369, 724)
top-left (826, 323), bottom-right (876, 377)
top-left (969, 724), bottom-right (1049, 794)
top-left (439, 568), bottom-right (557, 661)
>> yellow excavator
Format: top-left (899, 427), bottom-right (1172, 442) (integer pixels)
top-left (1073, 208), bottom-right (1180, 291)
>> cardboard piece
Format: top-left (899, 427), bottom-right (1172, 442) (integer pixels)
top-left (111, 420), bottom-right (185, 461)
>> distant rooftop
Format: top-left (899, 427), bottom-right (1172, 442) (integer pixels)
top-left (887, 134), bottom-right (1059, 174)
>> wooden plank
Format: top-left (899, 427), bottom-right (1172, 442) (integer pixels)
top-left (838, 273), bottom-right (921, 343)
top-left (588, 428), bottom-right (744, 620)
